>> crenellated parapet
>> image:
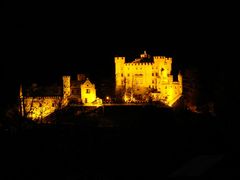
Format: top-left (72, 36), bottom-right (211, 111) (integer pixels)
top-left (125, 62), bottom-right (153, 66)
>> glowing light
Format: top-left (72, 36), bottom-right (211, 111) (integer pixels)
top-left (115, 51), bottom-right (182, 106)
top-left (21, 75), bottom-right (103, 121)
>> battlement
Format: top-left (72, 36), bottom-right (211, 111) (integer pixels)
top-left (62, 76), bottom-right (71, 80)
top-left (114, 57), bottom-right (125, 64)
top-left (153, 56), bottom-right (172, 61)
top-left (125, 62), bottom-right (153, 66)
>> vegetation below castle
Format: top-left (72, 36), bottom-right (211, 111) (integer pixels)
top-left (0, 104), bottom-right (226, 178)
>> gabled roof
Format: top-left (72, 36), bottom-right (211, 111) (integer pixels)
top-left (81, 78), bottom-right (94, 87)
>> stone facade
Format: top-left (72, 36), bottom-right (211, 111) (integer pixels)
top-left (20, 74), bottom-right (102, 120)
top-left (115, 51), bottom-right (182, 106)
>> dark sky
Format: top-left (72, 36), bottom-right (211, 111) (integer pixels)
top-left (2, 1), bottom-right (230, 105)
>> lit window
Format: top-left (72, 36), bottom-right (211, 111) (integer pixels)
top-left (86, 89), bottom-right (90, 93)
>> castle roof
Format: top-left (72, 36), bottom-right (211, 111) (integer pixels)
top-left (71, 79), bottom-right (88, 88)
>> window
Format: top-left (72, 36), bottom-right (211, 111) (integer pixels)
top-left (86, 89), bottom-right (90, 93)
top-left (152, 73), bottom-right (154, 76)
top-left (128, 73), bottom-right (130, 77)
top-left (121, 73), bottom-right (123, 77)
top-left (52, 103), bottom-right (55, 107)
top-left (152, 80), bottom-right (154, 84)
top-left (156, 73), bottom-right (158, 76)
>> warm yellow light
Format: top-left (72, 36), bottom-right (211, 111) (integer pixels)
top-left (115, 52), bottom-right (183, 106)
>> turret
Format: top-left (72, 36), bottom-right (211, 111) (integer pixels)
top-left (62, 76), bottom-right (71, 98)
top-left (115, 57), bottom-right (125, 96)
top-left (115, 57), bottom-right (125, 74)
top-left (153, 56), bottom-right (172, 75)
top-left (77, 74), bottom-right (86, 81)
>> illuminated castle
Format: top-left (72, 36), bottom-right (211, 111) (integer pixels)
top-left (19, 74), bottom-right (102, 120)
top-left (115, 51), bottom-right (182, 106)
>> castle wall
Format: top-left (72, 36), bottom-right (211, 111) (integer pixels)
top-left (115, 59), bottom-right (172, 94)
top-left (23, 96), bottom-right (62, 120)
top-left (20, 74), bottom-right (102, 121)
top-left (115, 52), bottom-right (183, 106)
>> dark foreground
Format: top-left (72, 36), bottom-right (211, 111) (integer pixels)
top-left (0, 105), bottom-right (232, 179)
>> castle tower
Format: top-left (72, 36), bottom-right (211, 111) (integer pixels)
top-left (153, 56), bottom-right (173, 83)
top-left (77, 74), bottom-right (86, 81)
top-left (140, 50), bottom-right (148, 58)
top-left (114, 57), bottom-right (125, 97)
top-left (166, 57), bottom-right (173, 75)
top-left (63, 76), bottom-right (71, 98)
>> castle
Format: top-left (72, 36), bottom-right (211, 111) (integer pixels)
top-left (19, 51), bottom-right (183, 121)
top-left (19, 74), bottom-right (102, 120)
top-left (115, 51), bottom-right (182, 106)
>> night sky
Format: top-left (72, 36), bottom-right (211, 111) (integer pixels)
top-left (2, 1), bottom-right (228, 107)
